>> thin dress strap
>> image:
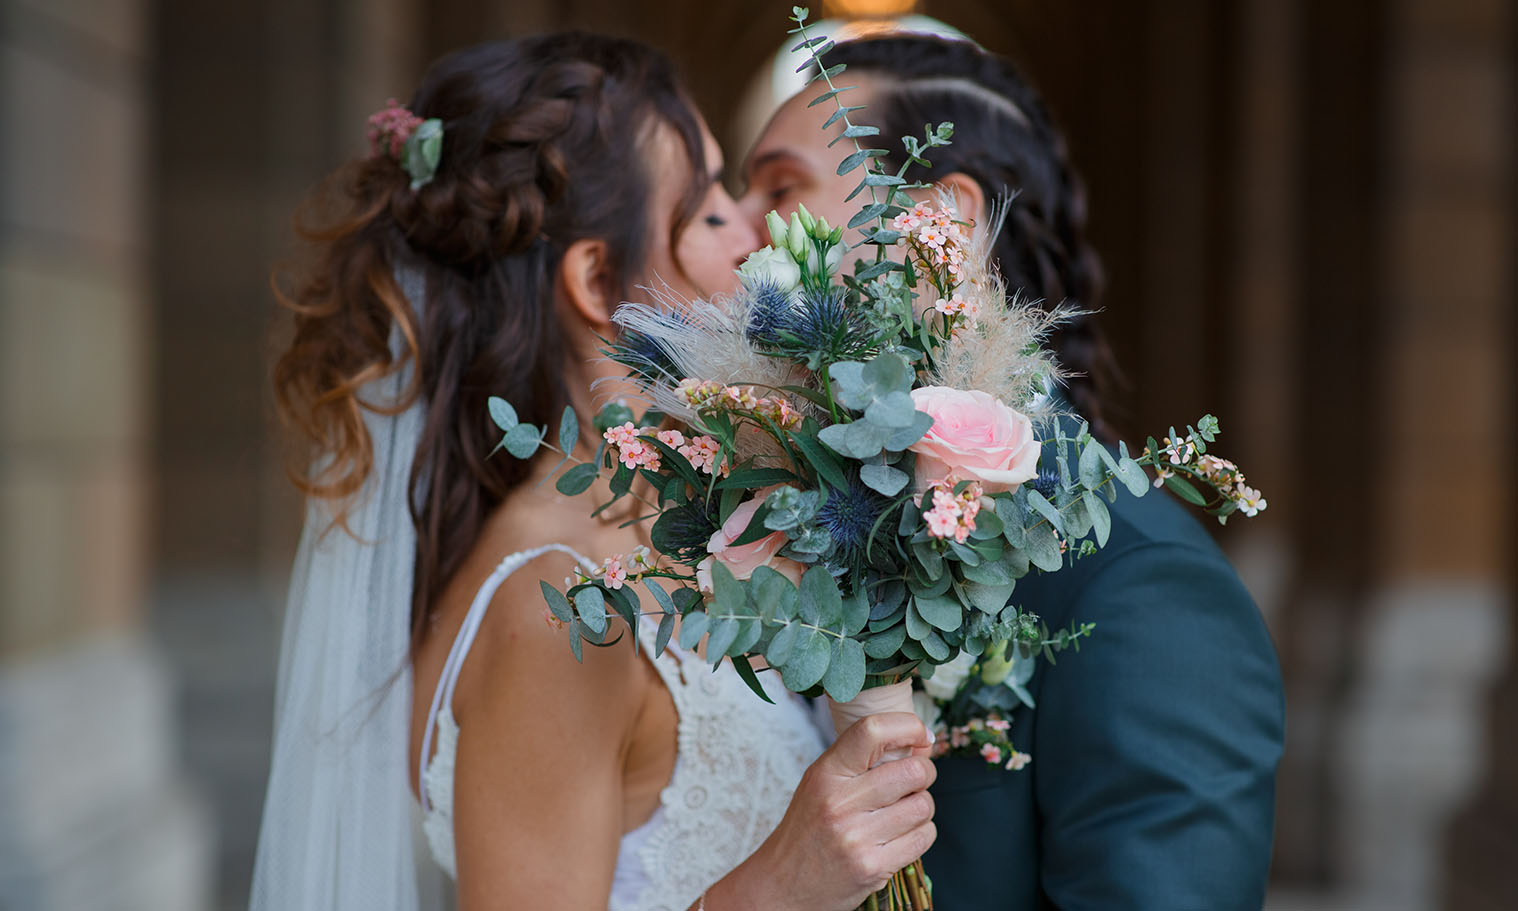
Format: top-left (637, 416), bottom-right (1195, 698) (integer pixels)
top-left (418, 543), bottom-right (593, 811)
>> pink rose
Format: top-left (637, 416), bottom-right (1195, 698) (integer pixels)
top-left (696, 487), bottom-right (805, 591)
top-left (908, 386), bottom-right (1040, 494)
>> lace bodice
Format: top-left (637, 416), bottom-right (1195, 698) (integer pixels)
top-left (419, 546), bottom-right (825, 910)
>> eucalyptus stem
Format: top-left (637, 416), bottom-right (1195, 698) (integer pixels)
top-left (789, 10), bottom-right (891, 253)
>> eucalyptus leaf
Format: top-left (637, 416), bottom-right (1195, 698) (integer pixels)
top-left (964, 581), bottom-right (1016, 614)
top-left (819, 421), bottom-right (887, 459)
top-left (800, 567), bottom-right (844, 631)
top-left (864, 391), bottom-right (917, 428)
top-left (913, 593), bottom-right (962, 632)
top-left (558, 405), bottom-right (579, 453)
top-left (706, 617), bottom-right (740, 665)
top-left (488, 397), bottom-right (519, 431)
top-left (860, 463), bottom-right (910, 497)
top-left (841, 587), bottom-right (870, 636)
top-left (921, 631), bottom-right (950, 661)
top-left (1025, 522), bottom-right (1064, 572)
top-left (1079, 440), bottom-right (1106, 490)
top-left (654, 611), bottom-right (676, 657)
top-left (767, 620), bottom-right (802, 667)
top-left (541, 581), bottom-right (573, 623)
top-left (677, 610), bottom-right (709, 651)
top-left (961, 555), bottom-right (1012, 585)
top-left (780, 627), bottom-right (831, 691)
top-left (821, 637), bottom-right (866, 703)
top-left (883, 412), bottom-right (934, 451)
top-left (848, 203), bottom-right (889, 229)
top-left (864, 622), bottom-right (907, 658)
top-left (575, 587), bottom-right (607, 636)
top-left (1084, 489), bottom-right (1112, 546)
top-left (555, 462), bottom-right (598, 496)
top-left (996, 497), bottom-right (1026, 548)
top-left (1115, 457), bottom-right (1149, 497)
top-left (1026, 489), bottom-right (1065, 536)
top-left (503, 423), bottom-right (542, 459)
top-left (904, 599), bottom-right (931, 640)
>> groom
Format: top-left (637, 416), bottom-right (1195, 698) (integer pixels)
top-left (736, 37), bottom-right (1284, 910)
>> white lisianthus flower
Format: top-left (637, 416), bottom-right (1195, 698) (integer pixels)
top-left (805, 240), bottom-right (844, 279)
top-left (737, 245), bottom-right (802, 293)
top-left (911, 688), bottom-right (942, 732)
top-left (922, 649), bottom-right (978, 701)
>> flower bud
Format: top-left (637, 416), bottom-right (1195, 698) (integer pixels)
top-left (980, 642), bottom-right (1015, 685)
top-left (796, 203), bottom-right (816, 233)
top-left (787, 213), bottom-right (808, 258)
top-left (814, 216), bottom-right (831, 238)
top-left (828, 226), bottom-right (844, 246)
top-left (765, 211), bottom-right (790, 249)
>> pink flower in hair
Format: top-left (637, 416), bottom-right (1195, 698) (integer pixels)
top-left (367, 98), bottom-right (423, 159)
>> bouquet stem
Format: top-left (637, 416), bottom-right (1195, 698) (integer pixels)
top-left (827, 681), bottom-right (934, 911)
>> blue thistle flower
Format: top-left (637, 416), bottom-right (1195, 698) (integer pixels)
top-left (768, 286), bottom-right (880, 371)
top-left (743, 280), bottom-right (795, 344)
top-left (607, 317), bottom-right (683, 382)
top-left (1031, 467), bottom-right (1060, 498)
top-left (815, 472), bottom-right (893, 568)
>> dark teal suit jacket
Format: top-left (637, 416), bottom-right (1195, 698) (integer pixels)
top-left (923, 431), bottom-right (1284, 909)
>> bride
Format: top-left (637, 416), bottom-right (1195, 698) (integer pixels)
top-left (252, 33), bottom-right (936, 911)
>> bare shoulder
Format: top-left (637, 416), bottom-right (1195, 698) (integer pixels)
top-left (448, 505), bottom-right (648, 731)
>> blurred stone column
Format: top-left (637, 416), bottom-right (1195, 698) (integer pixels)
top-left (1441, 0), bottom-right (1518, 907)
top-left (0, 1), bottom-right (211, 909)
top-left (1335, 0), bottom-right (1515, 908)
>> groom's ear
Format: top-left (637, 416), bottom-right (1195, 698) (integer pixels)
top-left (558, 238), bottom-right (616, 330)
top-left (938, 172), bottom-right (987, 227)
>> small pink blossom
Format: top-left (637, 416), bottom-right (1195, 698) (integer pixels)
top-left (604, 422), bottom-right (640, 448)
top-left (986, 718), bottom-right (1011, 733)
top-left (602, 557), bottom-right (628, 590)
top-left (655, 429), bottom-right (686, 449)
top-left (980, 743), bottom-right (1004, 765)
top-left (949, 726), bottom-right (971, 749)
top-left (366, 98), bottom-right (423, 159)
top-left (1005, 751), bottom-right (1031, 771)
top-left (679, 435), bottom-right (725, 476)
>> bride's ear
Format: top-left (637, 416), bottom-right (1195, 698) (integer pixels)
top-left (558, 238), bottom-right (616, 331)
top-left (937, 172), bottom-right (987, 226)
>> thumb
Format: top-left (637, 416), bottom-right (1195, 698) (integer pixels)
top-left (828, 712), bottom-right (932, 775)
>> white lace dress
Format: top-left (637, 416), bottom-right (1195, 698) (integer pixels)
top-left (418, 545), bottom-right (826, 911)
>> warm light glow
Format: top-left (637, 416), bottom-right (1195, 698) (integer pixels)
top-left (823, 0), bottom-right (919, 20)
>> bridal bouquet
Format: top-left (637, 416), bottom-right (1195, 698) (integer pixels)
top-left (488, 9), bottom-right (1264, 909)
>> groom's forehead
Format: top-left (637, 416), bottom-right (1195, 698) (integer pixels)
top-left (743, 75), bottom-right (888, 177)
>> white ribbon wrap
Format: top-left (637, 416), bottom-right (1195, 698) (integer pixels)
top-left (827, 680), bottom-right (918, 767)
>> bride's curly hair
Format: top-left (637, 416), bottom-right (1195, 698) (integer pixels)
top-left (273, 34), bottom-right (708, 641)
top-left (827, 36), bottom-right (1121, 441)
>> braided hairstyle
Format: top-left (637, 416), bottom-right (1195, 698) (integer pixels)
top-left (273, 34), bottom-right (709, 640)
top-left (827, 36), bottom-right (1121, 440)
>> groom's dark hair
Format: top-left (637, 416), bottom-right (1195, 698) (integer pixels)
top-left (827, 36), bottom-right (1120, 441)
top-left (274, 34), bottom-right (710, 640)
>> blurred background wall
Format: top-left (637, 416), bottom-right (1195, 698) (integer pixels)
top-left (0, 0), bottom-right (1511, 909)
